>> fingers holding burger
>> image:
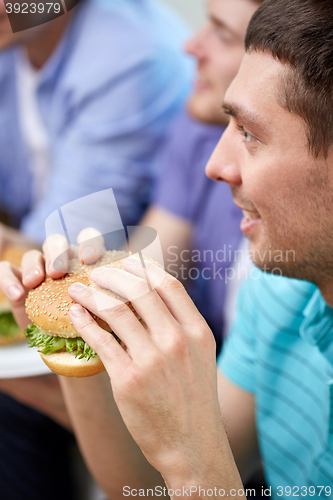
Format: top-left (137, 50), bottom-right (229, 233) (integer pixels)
top-left (0, 246), bottom-right (30, 346)
top-left (25, 250), bottom-right (129, 377)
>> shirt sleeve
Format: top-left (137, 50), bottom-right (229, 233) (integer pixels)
top-left (218, 279), bottom-right (257, 394)
top-left (300, 288), bottom-right (333, 365)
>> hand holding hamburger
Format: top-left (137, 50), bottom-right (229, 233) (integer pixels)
top-left (25, 250), bottom-right (130, 377)
top-left (0, 228), bottom-right (158, 378)
top-left (0, 228), bottom-right (107, 357)
top-left (0, 246), bottom-right (29, 346)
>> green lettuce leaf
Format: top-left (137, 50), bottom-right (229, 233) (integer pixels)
top-left (0, 311), bottom-right (21, 337)
top-left (25, 324), bottom-right (97, 361)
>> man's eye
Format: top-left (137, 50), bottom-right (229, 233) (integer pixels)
top-left (215, 27), bottom-right (233, 44)
top-left (244, 131), bottom-right (254, 142)
top-left (237, 125), bottom-right (255, 143)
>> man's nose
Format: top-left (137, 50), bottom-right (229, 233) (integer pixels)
top-left (205, 126), bottom-right (242, 187)
top-left (184, 24), bottom-right (210, 61)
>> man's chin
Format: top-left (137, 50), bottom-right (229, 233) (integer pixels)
top-left (0, 34), bottom-right (21, 51)
top-left (248, 240), bottom-right (275, 272)
top-left (249, 242), bottom-right (298, 279)
top-left (187, 95), bottom-right (226, 126)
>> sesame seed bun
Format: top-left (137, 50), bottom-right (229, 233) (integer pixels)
top-left (0, 246), bottom-right (28, 346)
top-left (25, 250), bottom-right (129, 377)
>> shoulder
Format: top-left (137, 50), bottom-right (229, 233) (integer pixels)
top-left (62, 0), bottom-right (190, 86)
top-left (240, 271), bottom-right (317, 328)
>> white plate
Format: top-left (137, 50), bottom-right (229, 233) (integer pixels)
top-left (0, 341), bottom-right (51, 378)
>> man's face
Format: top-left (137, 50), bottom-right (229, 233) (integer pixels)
top-left (185, 0), bottom-right (259, 125)
top-left (206, 51), bottom-right (333, 284)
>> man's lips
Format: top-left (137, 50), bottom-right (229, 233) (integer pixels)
top-left (242, 209), bottom-right (261, 221)
top-left (193, 78), bottom-right (211, 92)
top-left (234, 204), bottom-right (262, 235)
top-left (240, 209), bottom-right (261, 235)
top-left (234, 201), bottom-right (261, 218)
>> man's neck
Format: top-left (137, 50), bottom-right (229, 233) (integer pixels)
top-left (317, 282), bottom-right (333, 309)
top-left (24, 13), bottom-right (72, 70)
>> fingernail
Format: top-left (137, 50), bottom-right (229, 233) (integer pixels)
top-left (81, 246), bottom-right (95, 261)
top-left (52, 258), bottom-right (65, 272)
top-left (69, 283), bottom-right (86, 293)
top-left (127, 256), bottom-right (140, 262)
top-left (7, 285), bottom-right (23, 301)
top-left (125, 256), bottom-right (141, 266)
top-left (25, 269), bottom-right (41, 281)
top-left (70, 304), bottom-right (86, 317)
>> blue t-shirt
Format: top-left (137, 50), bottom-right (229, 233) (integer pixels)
top-left (154, 110), bottom-right (243, 349)
top-left (219, 271), bottom-right (333, 498)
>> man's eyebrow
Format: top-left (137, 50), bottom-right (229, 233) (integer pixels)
top-left (222, 102), bottom-right (269, 131)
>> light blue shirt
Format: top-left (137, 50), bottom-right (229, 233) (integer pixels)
top-left (219, 272), bottom-right (333, 498)
top-left (0, 0), bottom-right (191, 242)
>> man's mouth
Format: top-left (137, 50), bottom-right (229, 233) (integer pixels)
top-left (240, 208), bottom-right (262, 236)
top-left (242, 209), bottom-right (261, 221)
top-left (194, 78), bottom-right (210, 92)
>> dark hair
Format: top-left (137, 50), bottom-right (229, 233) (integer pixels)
top-left (245, 0), bottom-right (333, 157)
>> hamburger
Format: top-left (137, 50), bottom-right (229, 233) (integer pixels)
top-left (0, 246), bottom-right (28, 347)
top-left (25, 250), bottom-right (131, 378)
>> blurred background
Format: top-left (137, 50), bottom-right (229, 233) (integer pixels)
top-left (161, 0), bottom-right (205, 30)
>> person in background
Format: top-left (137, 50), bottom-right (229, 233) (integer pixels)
top-left (0, 0), bottom-right (265, 498)
top-left (138, 0), bottom-right (263, 353)
top-left (0, 0), bottom-right (190, 498)
top-left (0, 0), bottom-right (190, 245)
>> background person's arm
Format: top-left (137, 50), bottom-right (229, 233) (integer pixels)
top-left (138, 205), bottom-right (193, 277)
top-left (0, 244), bottom-right (72, 428)
top-left (0, 375), bottom-right (71, 430)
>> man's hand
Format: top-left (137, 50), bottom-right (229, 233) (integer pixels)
top-left (0, 250), bottom-right (45, 328)
top-left (0, 227), bottom-right (104, 329)
top-left (0, 228), bottom-right (103, 429)
top-left (68, 257), bottom-right (244, 495)
top-left (0, 233), bottom-right (70, 329)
